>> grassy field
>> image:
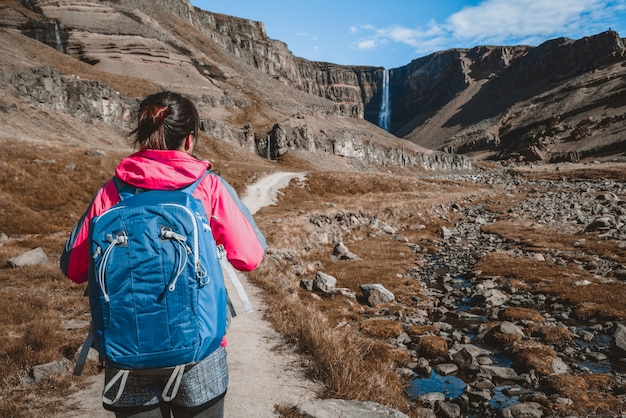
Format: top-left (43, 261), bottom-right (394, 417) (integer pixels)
top-left (0, 136), bottom-right (625, 417)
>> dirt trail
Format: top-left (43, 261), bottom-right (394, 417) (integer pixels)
top-left (63, 171), bottom-right (315, 417)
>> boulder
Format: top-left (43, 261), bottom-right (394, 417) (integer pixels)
top-left (360, 284), bottom-right (395, 306)
top-left (7, 247), bottom-right (49, 267)
top-left (296, 399), bottom-right (409, 418)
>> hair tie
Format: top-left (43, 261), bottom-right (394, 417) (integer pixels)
top-left (152, 105), bottom-right (171, 125)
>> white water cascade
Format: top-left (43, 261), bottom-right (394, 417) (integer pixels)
top-left (53, 20), bottom-right (64, 53)
top-left (377, 69), bottom-right (391, 131)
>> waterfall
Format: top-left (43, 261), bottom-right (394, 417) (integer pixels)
top-left (266, 135), bottom-right (271, 160)
top-left (53, 20), bottom-right (64, 53)
top-left (378, 69), bottom-right (391, 132)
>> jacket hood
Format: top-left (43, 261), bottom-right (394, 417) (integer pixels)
top-left (115, 149), bottom-right (212, 190)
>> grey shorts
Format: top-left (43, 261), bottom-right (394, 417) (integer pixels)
top-left (103, 346), bottom-right (228, 410)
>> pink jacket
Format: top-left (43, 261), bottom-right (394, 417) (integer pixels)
top-left (60, 149), bottom-right (266, 284)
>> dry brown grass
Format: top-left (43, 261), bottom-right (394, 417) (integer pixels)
top-left (2, 138), bottom-right (626, 417)
top-left (543, 374), bottom-right (625, 416)
top-left (499, 306), bottom-right (546, 323)
top-left (360, 319), bottom-right (405, 340)
top-left (526, 323), bottom-right (573, 344)
top-left (416, 335), bottom-right (449, 359)
top-left (0, 247), bottom-right (96, 416)
top-left (475, 251), bottom-right (626, 321)
top-left (513, 163), bottom-right (626, 182)
top-left (510, 340), bottom-right (556, 376)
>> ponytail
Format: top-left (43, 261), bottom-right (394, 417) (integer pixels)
top-left (131, 92), bottom-right (199, 150)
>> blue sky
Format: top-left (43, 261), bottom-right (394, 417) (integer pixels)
top-left (190, 0), bottom-right (626, 69)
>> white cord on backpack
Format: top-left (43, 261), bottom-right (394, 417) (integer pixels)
top-left (217, 245), bottom-right (254, 314)
top-left (98, 233), bottom-right (128, 302)
top-left (162, 364), bottom-right (186, 402)
top-left (161, 227), bottom-right (190, 291)
top-left (102, 369), bottom-right (130, 405)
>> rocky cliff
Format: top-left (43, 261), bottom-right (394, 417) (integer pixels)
top-left (190, 8), bottom-right (381, 121)
top-left (0, 0), bottom-right (472, 172)
top-left (3, 0), bottom-right (625, 166)
top-left (180, 4), bottom-right (626, 163)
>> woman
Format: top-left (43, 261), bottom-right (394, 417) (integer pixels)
top-left (61, 91), bottom-right (267, 417)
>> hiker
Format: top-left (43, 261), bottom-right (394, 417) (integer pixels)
top-left (60, 91), bottom-right (267, 418)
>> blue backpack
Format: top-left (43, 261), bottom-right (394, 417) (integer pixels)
top-left (87, 173), bottom-right (228, 404)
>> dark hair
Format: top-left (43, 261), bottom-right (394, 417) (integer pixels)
top-left (131, 91), bottom-right (199, 150)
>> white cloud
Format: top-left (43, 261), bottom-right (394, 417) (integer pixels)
top-left (357, 39), bottom-right (378, 50)
top-left (352, 0), bottom-right (626, 56)
top-left (446, 0), bottom-right (606, 43)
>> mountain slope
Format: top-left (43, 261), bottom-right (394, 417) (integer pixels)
top-left (0, 0), bottom-right (468, 173)
top-left (2, 0), bottom-right (624, 168)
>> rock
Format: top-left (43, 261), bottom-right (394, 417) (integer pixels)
top-left (467, 388), bottom-right (492, 402)
top-left (414, 357), bottom-right (432, 376)
top-left (587, 352), bottom-right (607, 362)
top-left (578, 330), bottom-right (595, 342)
top-left (7, 247), bottom-right (49, 267)
top-left (413, 408), bottom-right (436, 418)
top-left (614, 268), bottom-right (626, 280)
top-left (470, 377), bottom-right (495, 391)
top-left (451, 347), bottom-right (479, 371)
top-left (300, 279), bottom-right (314, 291)
top-left (440, 226), bottom-right (453, 238)
top-left (500, 402), bottom-right (544, 418)
top-left (531, 253), bottom-right (545, 261)
top-left (437, 401), bottom-right (461, 418)
top-left (551, 356), bottom-right (571, 374)
top-left (333, 242), bottom-right (358, 260)
top-left (396, 367), bottom-right (414, 379)
top-left (31, 359), bottom-right (70, 382)
top-left (614, 323), bottom-right (626, 352)
top-left (313, 272), bottom-right (337, 292)
top-left (434, 363), bottom-right (458, 376)
top-left (296, 399), bottom-right (409, 418)
top-left (396, 332), bottom-right (412, 345)
top-left (500, 321), bottom-right (525, 337)
top-left (360, 284), bottom-right (395, 306)
top-left (596, 193), bottom-right (619, 201)
top-left (417, 392), bottom-right (446, 404)
top-left (470, 288), bottom-right (508, 307)
top-left (585, 217), bottom-right (613, 232)
top-left (478, 365), bottom-right (518, 380)
top-left (450, 343), bottom-right (493, 358)
top-left (381, 225), bottom-right (397, 234)
top-left (62, 319), bottom-right (90, 330)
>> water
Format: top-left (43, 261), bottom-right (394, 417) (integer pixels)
top-left (490, 385), bottom-right (522, 409)
top-left (409, 370), bottom-right (466, 400)
top-left (53, 20), bottom-right (64, 53)
top-left (575, 326), bottom-right (613, 373)
top-left (378, 69), bottom-right (391, 131)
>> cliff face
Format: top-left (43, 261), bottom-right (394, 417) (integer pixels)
top-left (0, 0), bottom-right (471, 172)
top-left (182, 5), bottom-right (626, 163)
top-left (4, 0), bottom-right (626, 165)
top-left (190, 8), bottom-right (382, 121)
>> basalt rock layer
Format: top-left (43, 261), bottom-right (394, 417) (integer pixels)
top-left (2, 0), bottom-right (625, 167)
top-left (1, 0), bottom-right (470, 172)
top-left (174, 4), bottom-right (626, 164)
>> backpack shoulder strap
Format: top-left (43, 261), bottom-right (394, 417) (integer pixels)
top-left (179, 171), bottom-right (210, 195)
top-left (112, 176), bottom-right (146, 201)
top-left (112, 171), bottom-right (210, 201)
